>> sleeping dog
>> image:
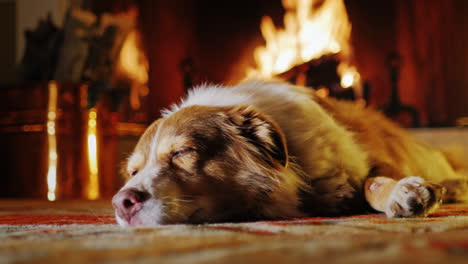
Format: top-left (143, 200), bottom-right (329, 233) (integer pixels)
top-left (112, 81), bottom-right (467, 227)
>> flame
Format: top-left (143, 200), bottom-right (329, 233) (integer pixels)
top-left (119, 30), bottom-right (148, 85)
top-left (117, 29), bottom-right (149, 109)
top-left (86, 108), bottom-right (99, 200)
top-left (46, 81), bottom-right (58, 201)
top-left (251, 0), bottom-right (359, 89)
top-left (338, 63), bottom-right (360, 89)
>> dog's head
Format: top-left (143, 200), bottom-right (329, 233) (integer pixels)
top-left (112, 105), bottom-right (302, 226)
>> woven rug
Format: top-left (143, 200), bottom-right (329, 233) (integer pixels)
top-left (1, 200), bottom-right (468, 264)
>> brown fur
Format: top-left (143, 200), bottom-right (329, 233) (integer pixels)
top-left (315, 97), bottom-right (467, 188)
top-left (315, 96), bottom-right (467, 216)
top-left (120, 105), bottom-right (303, 225)
top-left (114, 81), bottom-right (468, 226)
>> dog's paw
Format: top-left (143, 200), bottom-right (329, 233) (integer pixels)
top-left (385, 176), bottom-right (445, 218)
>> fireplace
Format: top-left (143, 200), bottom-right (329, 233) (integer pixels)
top-left (1, 0), bottom-right (467, 200)
top-left (133, 0), bottom-right (468, 126)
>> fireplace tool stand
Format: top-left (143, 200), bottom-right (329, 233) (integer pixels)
top-left (381, 52), bottom-right (420, 127)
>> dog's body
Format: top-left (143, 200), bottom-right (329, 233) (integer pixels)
top-left (113, 81), bottom-right (467, 227)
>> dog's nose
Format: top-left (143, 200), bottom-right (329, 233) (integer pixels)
top-left (112, 188), bottom-right (149, 220)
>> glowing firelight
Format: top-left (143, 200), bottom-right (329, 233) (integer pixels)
top-left (117, 30), bottom-right (149, 109)
top-left (119, 30), bottom-right (148, 85)
top-left (46, 81), bottom-right (58, 201)
top-left (250, 0), bottom-right (360, 89)
top-left (87, 108), bottom-right (99, 200)
top-left (339, 65), bottom-right (360, 88)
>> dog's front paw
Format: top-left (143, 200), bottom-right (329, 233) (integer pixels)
top-left (385, 176), bottom-right (445, 218)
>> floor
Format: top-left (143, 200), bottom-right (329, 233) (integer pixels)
top-left (1, 200), bottom-right (468, 264)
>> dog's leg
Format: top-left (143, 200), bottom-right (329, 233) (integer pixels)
top-left (365, 176), bottom-right (446, 217)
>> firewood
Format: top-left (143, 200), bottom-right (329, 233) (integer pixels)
top-left (18, 13), bottom-right (62, 81)
top-left (54, 8), bottom-right (96, 82)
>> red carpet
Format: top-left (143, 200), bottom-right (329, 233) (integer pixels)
top-left (1, 200), bottom-right (468, 264)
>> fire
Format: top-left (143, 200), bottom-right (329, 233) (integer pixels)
top-left (86, 108), bottom-right (99, 200)
top-left (117, 29), bottom-right (149, 110)
top-left (119, 30), bottom-right (148, 85)
top-left (339, 63), bottom-right (360, 89)
top-left (250, 0), bottom-right (359, 88)
top-left (46, 81), bottom-right (58, 201)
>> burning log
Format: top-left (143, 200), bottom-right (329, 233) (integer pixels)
top-left (278, 54), bottom-right (340, 87)
top-left (249, 0), bottom-right (353, 78)
top-left (277, 54), bottom-right (357, 101)
top-left (248, 0), bottom-right (362, 102)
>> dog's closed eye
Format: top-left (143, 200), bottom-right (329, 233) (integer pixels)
top-left (170, 148), bottom-right (197, 172)
top-left (171, 148), bottom-right (195, 160)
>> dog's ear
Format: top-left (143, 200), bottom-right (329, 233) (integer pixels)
top-left (225, 105), bottom-right (289, 167)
